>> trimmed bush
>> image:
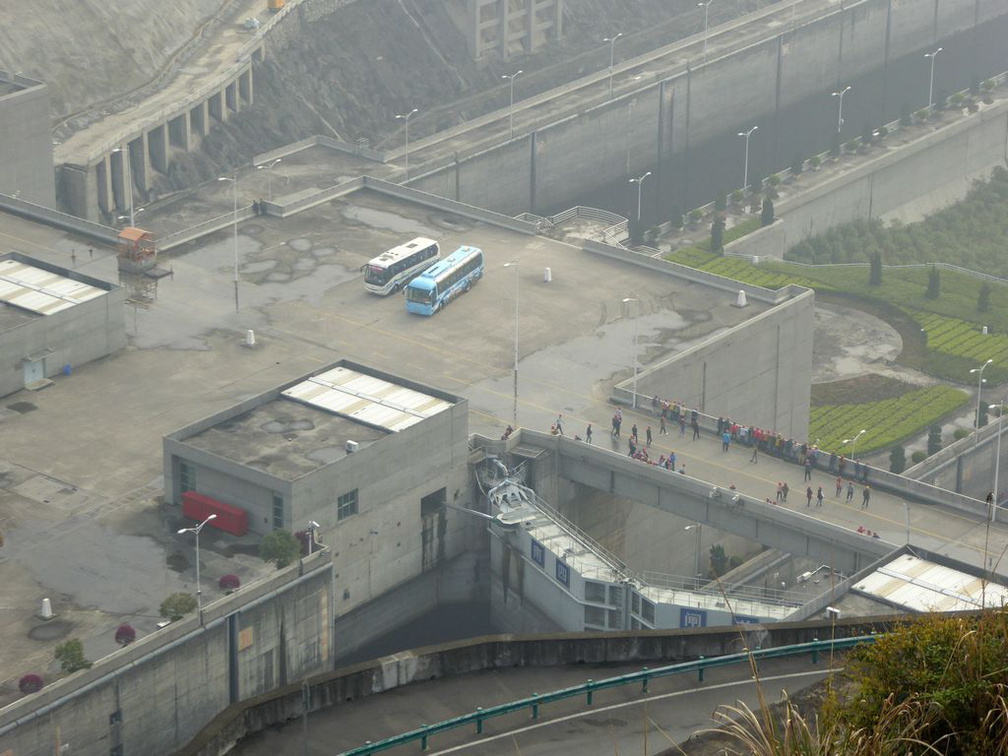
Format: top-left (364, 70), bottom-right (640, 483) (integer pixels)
top-left (160, 592), bottom-right (197, 621)
top-left (19, 674), bottom-right (44, 694)
top-left (911, 450), bottom-right (927, 464)
top-left (114, 624), bottom-right (136, 646)
top-left (889, 445), bottom-right (906, 474)
top-left (55, 639), bottom-right (92, 673)
top-left (928, 425), bottom-right (943, 455)
top-left (219, 574), bottom-right (241, 592)
top-left (260, 529), bottom-right (301, 569)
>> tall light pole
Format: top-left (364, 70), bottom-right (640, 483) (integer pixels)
top-left (738, 126), bottom-right (758, 193)
top-left (395, 108), bottom-right (418, 181)
top-left (112, 147), bottom-right (135, 227)
top-left (991, 399), bottom-right (1006, 523)
top-left (831, 85), bottom-right (851, 135)
top-left (177, 513), bottom-right (218, 623)
top-left (925, 47), bottom-right (943, 111)
top-left (502, 70), bottom-right (523, 140)
top-left (218, 175), bottom-right (240, 311)
top-left (622, 297), bottom-right (639, 409)
top-left (685, 523), bottom-right (702, 586)
top-left (504, 262), bottom-right (520, 427)
top-left (307, 520), bottom-right (320, 556)
top-left (843, 428), bottom-right (867, 463)
top-left (971, 358), bottom-right (993, 442)
top-left (603, 33), bottom-right (622, 99)
top-left (628, 171), bottom-right (651, 223)
top-left (698, 1), bottom-right (713, 62)
top-left (256, 158), bottom-right (282, 202)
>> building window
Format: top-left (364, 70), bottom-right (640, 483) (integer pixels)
top-left (272, 493), bottom-right (284, 530)
top-left (420, 488), bottom-right (446, 516)
top-left (337, 489), bottom-right (358, 521)
top-left (179, 461), bottom-right (195, 494)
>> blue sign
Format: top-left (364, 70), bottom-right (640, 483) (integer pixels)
top-left (555, 560), bottom-right (570, 587)
top-left (735, 615), bottom-right (761, 625)
top-left (530, 539), bottom-right (545, 568)
top-left (680, 608), bottom-right (707, 628)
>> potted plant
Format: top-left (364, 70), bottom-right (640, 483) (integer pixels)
top-left (688, 208), bottom-right (704, 226)
top-left (19, 674), bottom-right (44, 694)
top-left (114, 624), bottom-right (136, 646)
top-left (949, 92), bottom-right (966, 110)
top-left (914, 108), bottom-right (929, 123)
top-left (219, 574), bottom-right (241, 593)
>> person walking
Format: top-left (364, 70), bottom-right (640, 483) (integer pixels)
top-left (646, 426), bottom-right (653, 446)
top-left (555, 414), bottom-right (565, 436)
top-left (691, 417), bottom-right (701, 441)
top-left (804, 459), bottom-right (812, 481)
top-left (722, 430), bottom-right (731, 452)
top-left (806, 486), bottom-right (813, 507)
top-left (631, 423), bottom-right (638, 443)
top-left (585, 424), bottom-right (593, 444)
top-left (835, 476), bottom-right (843, 497)
top-left (816, 486), bottom-right (824, 507)
top-left (750, 444), bottom-right (759, 464)
top-left (659, 415), bottom-right (667, 435)
top-left (782, 482), bottom-right (789, 502)
top-left (846, 480), bottom-right (855, 503)
top-left (776, 481), bottom-right (784, 501)
top-left (862, 484), bottom-right (871, 509)
top-left (679, 415), bottom-right (687, 437)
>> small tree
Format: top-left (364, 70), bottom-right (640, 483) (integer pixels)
top-left (114, 624), bottom-right (136, 646)
top-left (710, 214), bottom-right (726, 254)
top-left (160, 592), bottom-right (197, 621)
top-left (55, 639), bottom-right (92, 673)
top-left (760, 195), bottom-right (775, 227)
top-left (19, 674), bottom-right (44, 694)
top-left (260, 529), bottom-right (301, 569)
top-left (809, 155), bottom-right (821, 170)
top-left (889, 444), bottom-right (906, 474)
top-left (714, 189), bottom-right (726, 212)
top-left (709, 543), bottom-right (729, 578)
top-left (926, 265), bottom-right (941, 299)
top-left (869, 250), bottom-right (882, 286)
top-left (911, 450), bottom-right (928, 464)
top-left (979, 282), bottom-right (991, 312)
top-left (688, 208), bottom-right (704, 226)
top-left (928, 425), bottom-right (943, 456)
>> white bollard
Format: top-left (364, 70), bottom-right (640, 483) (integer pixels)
top-left (734, 290), bottom-right (748, 308)
top-left (246, 329), bottom-right (256, 347)
top-left (544, 267), bottom-right (552, 283)
top-left (40, 598), bottom-right (53, 619)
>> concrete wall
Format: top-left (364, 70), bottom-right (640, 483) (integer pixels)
top-left (0, 554), bottom-right (333, 756)
top-left (0, 74), bottom-right (55, 208)
top-left (0, 255), bottom-right (126, 398)
top-left (906, 419), bottom-right (1008, 504)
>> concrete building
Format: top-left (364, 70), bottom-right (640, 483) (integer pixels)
top-left (164, 361), bottom-right (473, 617)
top-left (0, 72), bottom-right (56, 208)
top-left (462, 0), bottom-right (563, 58)
top-left (0, 252), bottom-right (125, 398)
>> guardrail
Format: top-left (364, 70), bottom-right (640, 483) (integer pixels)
top-left (338, 634), bottom-right (876, 756)
top-left (159, 205), bottom-right (256, 250)
top-left (235, 0), bottom-right (308, 61)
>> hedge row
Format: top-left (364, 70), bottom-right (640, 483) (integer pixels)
top-left (913, 309), bottom-right (1008, 366)
top-left (809, 385), bottom-right (970, 456)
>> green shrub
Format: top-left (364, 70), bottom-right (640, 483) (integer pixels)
top-left (260, 529), bottom-right (302, 568)
top-left (160, 592), bottom-right (197, 621)
top-left (714, 190), bottom-right (726, 212)
top-left (979, 282), bottom-right (991, 312)
top-left (928, 425), bottom-right (943, 455)
top-left (911, 450), bottom-right (927, 464)
top-left (55, 639), bottom-right (92, 673)
top-left (953, 428), bottom-right (969, 440)
top-left (889, 444), bottom-right (906, 474)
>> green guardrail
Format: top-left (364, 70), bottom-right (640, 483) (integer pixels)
top-left (339, 634), bottom-right (878, 755)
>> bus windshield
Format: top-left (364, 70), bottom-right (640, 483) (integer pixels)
top-left (364, 265), bottom-right (388, 286)
top-left (406, 284), bottom-right (436, 304)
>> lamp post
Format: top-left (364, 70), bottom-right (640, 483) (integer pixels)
top-left (177, 513), bottom-right (218, 623)
top-left (307, 520), bottom-right (320, 556)
top-left (737, 126), bottom-right (758, 193)
top-left (697, 1), bottom-right (713, 62)
top-left (502, 70), bottom-right (523, 140)
top-left (971, 359), bottom-right (993, 443)
top-left (622, 297), bottom-right (639, 409)
top-left (831, 85), bottom-right (851, 135)
top-left (256, 158), bottom-right (282, 202)
top-left (628, 171), bottom-right (651, 223)
top-left (925, 46), bottom-right (943, 111)
top-left (395, 108), bottom-right (418, 181)
top-left (603, 33), bottom-right (623, 99)
top-left (504, 262), bottom-right (520, 427)
top-left (218, 175), bottom-right (240, 311)
top-left (685, 523), bottom-right (702, 586)
top-left (991, 399), bottom-right (1006, 523)
top-left (843, 428), bottom-right (867, 463)
top-left (112, 147), bottom-right (135, 227)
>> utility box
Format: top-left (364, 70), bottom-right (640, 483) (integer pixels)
top-left (182, 491), bottom-right (249, 536)
top-left (268, 0), bottom-right (285, 11)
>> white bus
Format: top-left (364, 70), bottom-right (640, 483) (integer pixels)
top-left (362, 237), bottom-right (440, 295)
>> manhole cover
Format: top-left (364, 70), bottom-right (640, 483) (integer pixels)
top-left (7, 402), bottom-right (37, 414)
top-left (167, 552), bottom-right (189, 572)
top-left (28, 620), bottom-right (73, 641)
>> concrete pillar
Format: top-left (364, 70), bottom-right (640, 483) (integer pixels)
top-left (498, 0), bottom-right (508, 57)
top-left (110, 148), bottom-right (126, 213)
top-left (191, 100), bottom-right (209, 136)
top-left (96, 154), bottom-right (113, 215)
top-left (56, 164), bottom-right (91, 220)
top-left (169, 113), bottom-right (191, 151)
top-left (553, 0), bottom-right (562, 39)
top-left (128, 134), bottom-right (150, 197)
top-left (525, 0), bottom-right (534, 52)
top-left (208, 90), bottom-right (224, 123)
top-left (239, 67), bottom-right (254, 105)
top-left (148, 124), bottom-right (169, 175)
top-left (467, 0), bottom-right (480, 57)
top-left (225, 82), bottom-right (239, 115)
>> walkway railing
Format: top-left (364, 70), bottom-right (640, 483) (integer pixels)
top-left (338, 635), bottom-right (876, 756)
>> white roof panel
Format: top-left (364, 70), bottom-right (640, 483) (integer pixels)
top-left (0, 258), bottom-right (105, 316)
top-left (853, 553), bottom-right (1008, 613)
top-left (281, 365), bottom-right (452, 432)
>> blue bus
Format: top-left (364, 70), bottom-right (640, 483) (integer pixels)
top-left (405, 246), bottom-right (484, 315)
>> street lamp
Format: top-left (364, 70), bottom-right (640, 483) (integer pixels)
top-left (177, 514), bottom-right (218, 622)
top-left (307, 520), bottom-right (320, 556)
top-left (504, 262), bottom-right (520, 427)
top-left (697, 1), bottom-right (713, 62)
top-left (971, 359), bottom-right (993, 442)
top-left (831, 85), bottom-right (851, 135)
top-left (737, 126), bottom-right (758, 193)
top-left (218, 175), bottom-right (240, 311)
top-left (990, 399), bottom-right (1006, 523)
top-left (628, 171), bottom-right (651, 223)
top-left (502, 70), bottom-right (523, 140)
top-left (622, 297), bottom-right (639, 409)
top-left (685, 523), bottom-right (702, 586)
top-left (603, 33), bottom-right (623, 99)
top-left (843, 428), bottom-right (867, 462)
top-left (111, 147), bottom-right (135, 227)
top-left (395, 108), bottom-right (418, 181)
top-left (255, 158), bottom-right (282, 202)
top-left (925, 47), bottom-right (943, 111)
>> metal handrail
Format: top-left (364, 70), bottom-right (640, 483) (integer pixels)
top-left (338, 634), bottom-right (876, 756)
